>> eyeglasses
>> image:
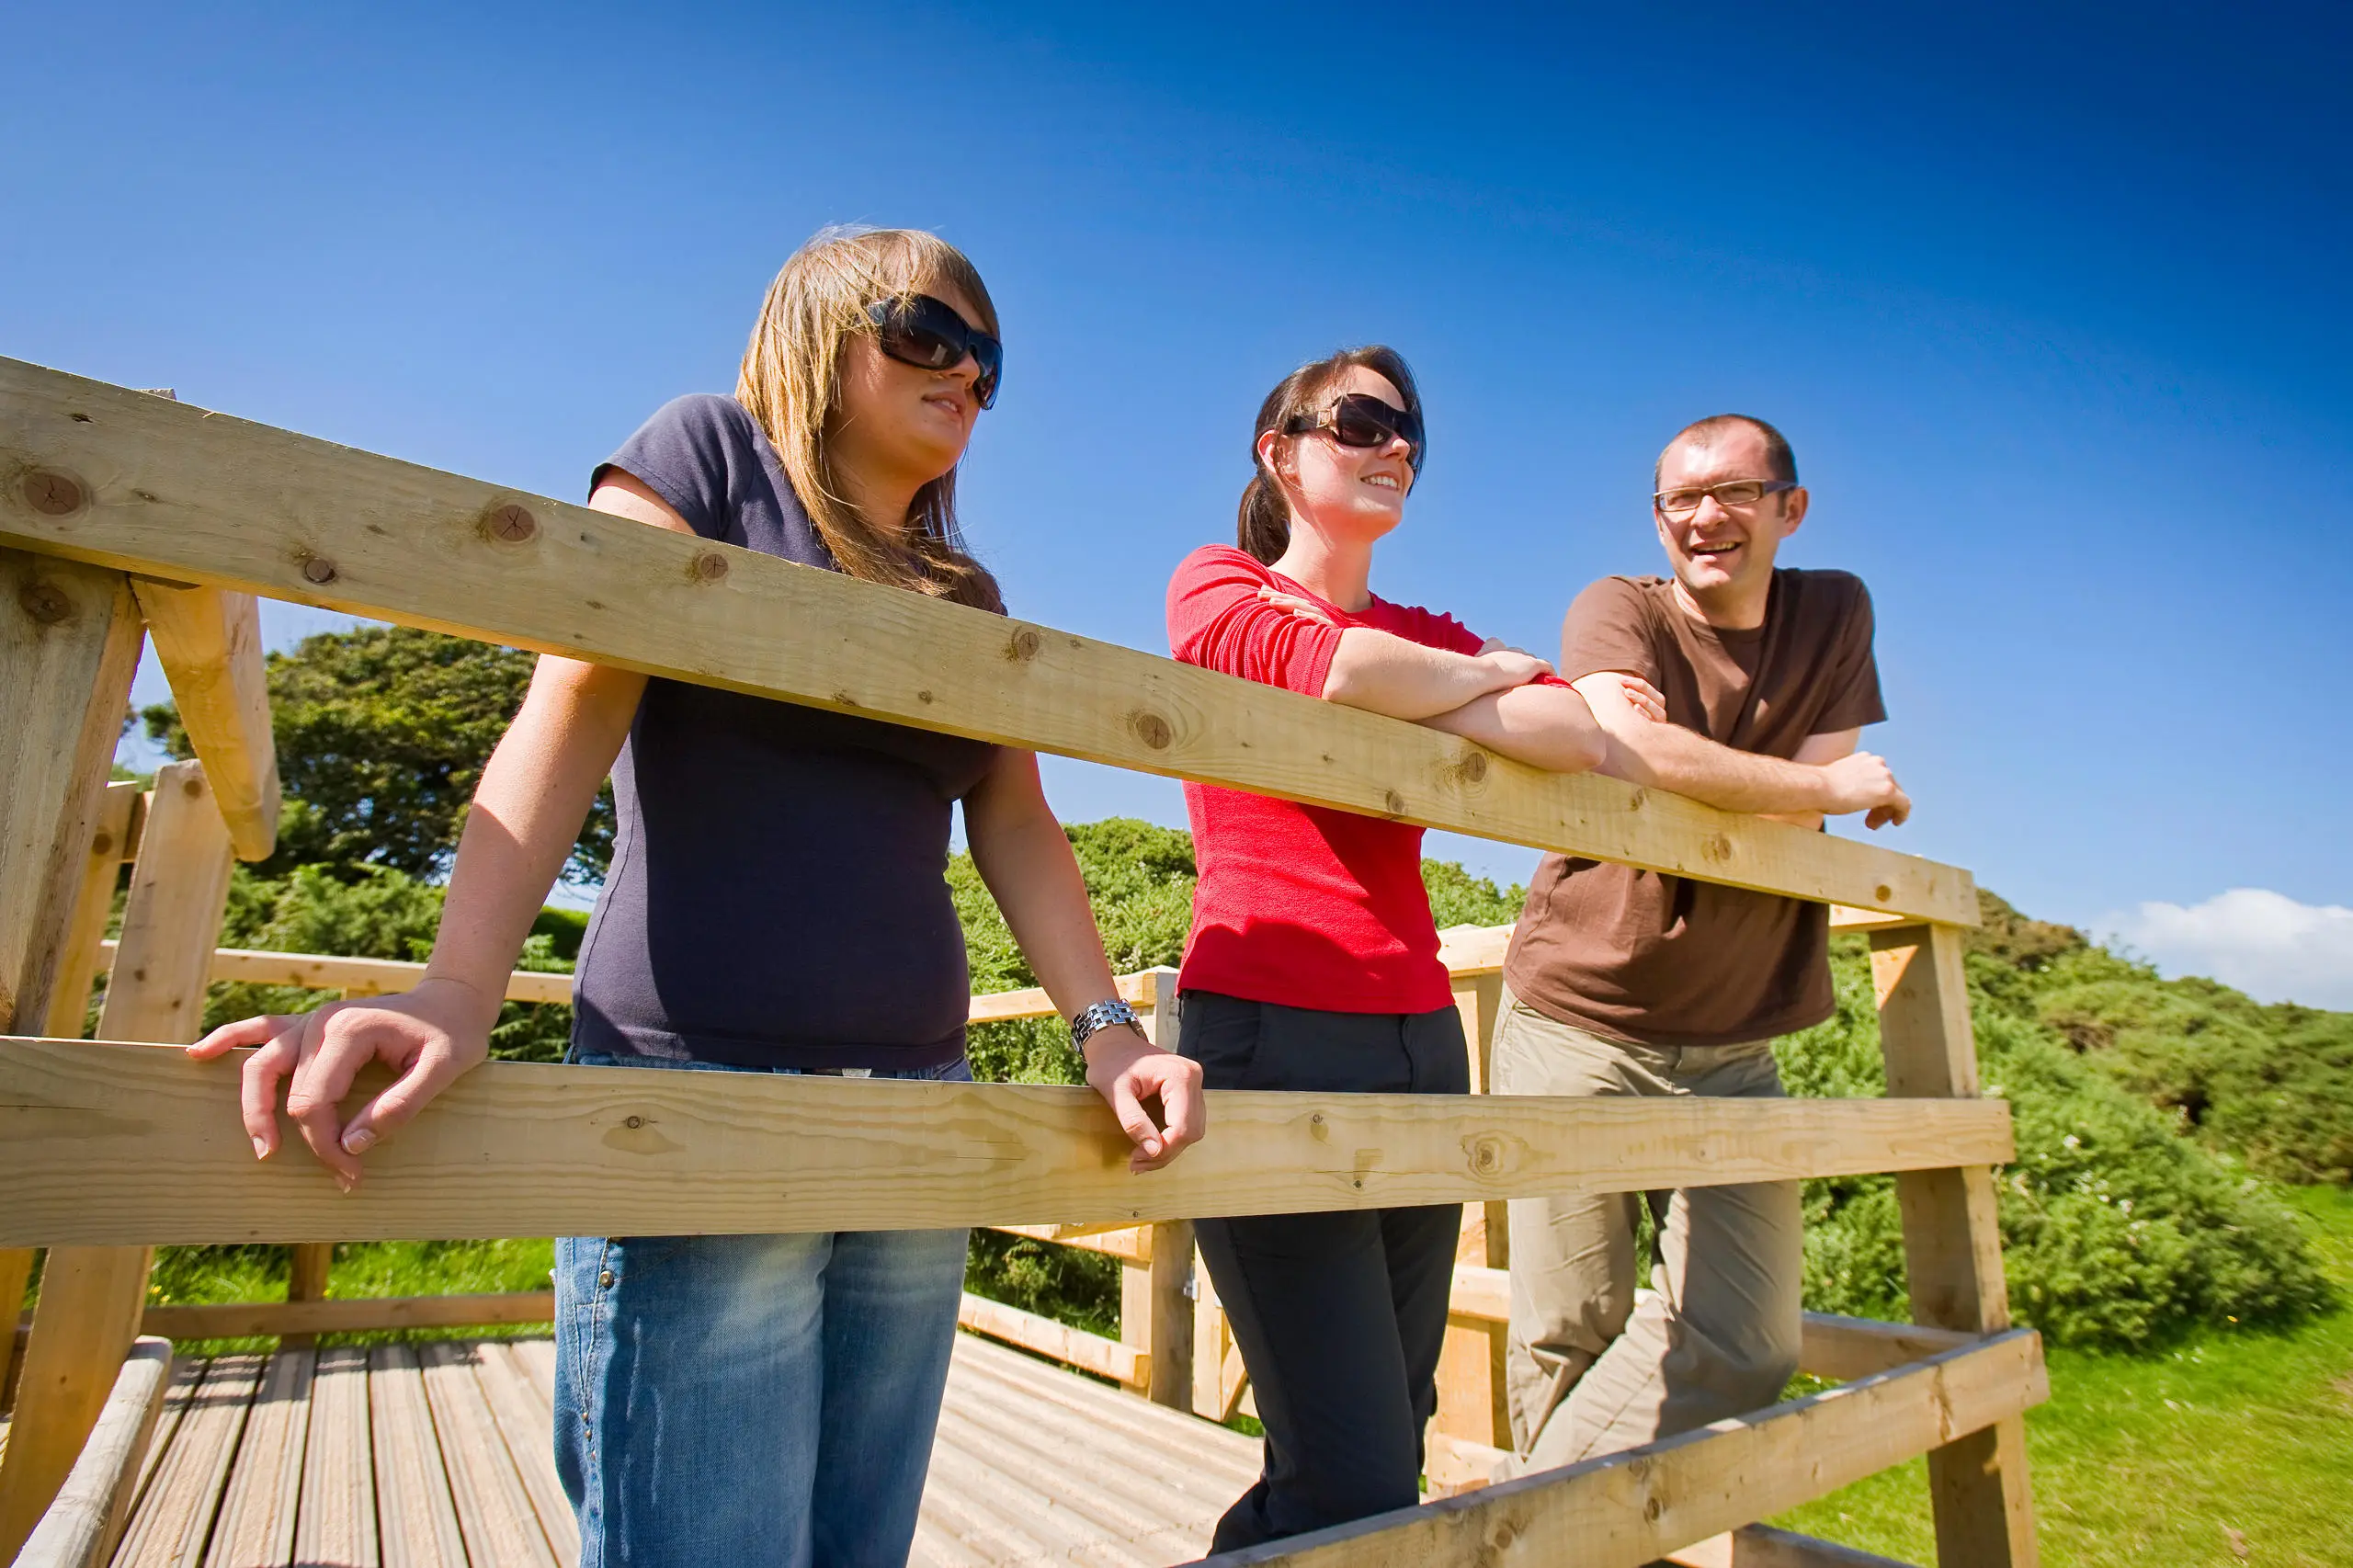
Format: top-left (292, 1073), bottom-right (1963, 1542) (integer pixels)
top-left (1653, 479), bottom-right (1798, 519)
top-left (866, 294), bottom-right (1003, 409)
top-left (1283, 393), bottom-right (1425, 473)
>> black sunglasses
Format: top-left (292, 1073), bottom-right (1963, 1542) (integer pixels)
top-left (1283, 393), bottom-right (1424, 472)
top-left (865, 294), bottom-right (1002, 409)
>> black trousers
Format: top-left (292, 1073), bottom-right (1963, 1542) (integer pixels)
top-left (1179, 990), bottom-right (1470, 1551)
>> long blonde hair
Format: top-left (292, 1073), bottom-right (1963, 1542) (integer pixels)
top-left (736, 226), bottom-right (1004, 612)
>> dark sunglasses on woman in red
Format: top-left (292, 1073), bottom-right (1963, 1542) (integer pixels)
top-left (865, 294), bottom-right (1003, 409)
top-left (1283, 393), bottom-right (1424, 473)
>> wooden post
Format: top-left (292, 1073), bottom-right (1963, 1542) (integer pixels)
top-left (1120, 970), bottom-right (1196, 1408)
top-left (1870, 922), bottom-right (2038, 1568)
top-left (1435, 969), bottom-right (1513, 1449)
top-left (282, 1244), bottom-right (335, 1351)
top-left (41, 781), bottom-right (144, 1040)
top-left (0, 760), bottom-right (235, 1561)
top-left (0, 547), bottom-right (143, 1564)
top-left (129, 579), bottom-right (280, 861)
top-left (0, 549), bottom-right (142, 1040)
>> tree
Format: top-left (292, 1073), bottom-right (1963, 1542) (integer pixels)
top-left (143, 625), bottom-right (614, 883)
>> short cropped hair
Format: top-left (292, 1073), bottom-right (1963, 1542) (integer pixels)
top-left (1655, 414), bottom-right (1798, 490)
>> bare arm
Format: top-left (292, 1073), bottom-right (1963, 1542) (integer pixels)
top-left (961, 748), bottom-right (1204, 1172)
top-left (1320, 625), bottom-right (1551, 718)
top-left (1574, 673), bottom-right (1911, 826)
top-left (1423, 682), bottom-right (1609, 774)
top-left (189, 472), bottom-right (686, 1187)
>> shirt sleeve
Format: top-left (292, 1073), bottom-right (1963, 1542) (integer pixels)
top-left (1813, 574), bottom-right (1888, 732)
top-left (1557, 576), bottom-right (1666, 687)
top-left (590, 394), bottom-right (749, 543)
top-left (1165, 547), bottom-right (1343, 697)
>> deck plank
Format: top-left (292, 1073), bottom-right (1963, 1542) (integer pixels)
top-left (471, 1341), bottom-right (577, 1566)
top-left (124, 1356), bottom-right (206, 1523)
top-left (204, 1347), bottom-right (313, 1567)
top-left (292, 1345), bottom-right (378, 1568)
top-left (366, 1346), bottom-right (465, 1568)
top-left (110, 1334), bottom-right (1266, 1568)
top-left (113, 1353), bottom-right (263, 1568)
top-left (417, 1342), bottom-right (559, 1568)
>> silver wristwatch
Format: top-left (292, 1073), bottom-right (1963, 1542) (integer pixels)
top-left (1069, 997), bottom-right (1142, 1054)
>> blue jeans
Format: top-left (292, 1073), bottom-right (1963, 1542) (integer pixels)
top-left (555, 1051), bottom-right (972, 1568)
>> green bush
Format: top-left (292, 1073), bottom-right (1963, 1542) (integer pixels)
top-left (202, 862), bottom-right (577, 1062)
top-left (1782, 937), bottom-right (2334, 1348)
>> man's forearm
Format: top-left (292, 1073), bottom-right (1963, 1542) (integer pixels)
top-left (1597, 720), bottom-right (1834, 814)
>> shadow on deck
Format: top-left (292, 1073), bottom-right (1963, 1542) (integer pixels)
top-left (92, 1335), bottom-right (1259, 1567)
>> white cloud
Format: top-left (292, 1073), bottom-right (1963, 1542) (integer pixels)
top-left (2097, 888), bottom-right (2353, 1011)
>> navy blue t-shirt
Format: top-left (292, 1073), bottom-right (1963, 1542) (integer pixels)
top-left (570, 394), bottom-right (999, 1069)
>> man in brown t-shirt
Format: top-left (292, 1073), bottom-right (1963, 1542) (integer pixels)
top-left (1496, 414), bottom-right (1911, 1472)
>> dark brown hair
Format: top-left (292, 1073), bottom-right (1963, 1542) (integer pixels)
top-left (1237, 346), bottom-right (1424, 565)
top-left (1654, 414), bottom-right (1799, 491)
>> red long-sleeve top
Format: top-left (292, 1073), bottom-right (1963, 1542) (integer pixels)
top-left (1165, 545), bottom-right (1499, 1015)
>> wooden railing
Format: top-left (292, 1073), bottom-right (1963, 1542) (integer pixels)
top-left (0, 358), bottom-right (2036, 1568)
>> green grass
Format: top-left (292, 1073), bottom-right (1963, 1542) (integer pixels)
top-left (139, 1239), bottom-right (556, 1358)
top-left (1775, 1183), bottom-right (2353, 1566)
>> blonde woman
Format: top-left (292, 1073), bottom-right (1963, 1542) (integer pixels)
top-left (194, 227), bottom-right (1205, 1568)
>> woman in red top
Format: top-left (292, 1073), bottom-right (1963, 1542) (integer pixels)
top-left (1165, 346), bottom-right (1631, 1547)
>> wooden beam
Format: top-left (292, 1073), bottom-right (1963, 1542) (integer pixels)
top-left (1446, 1267), bottom-right (1974, 1382)
top-left (1870, 922), bottom-right (2039, 1568)
top-left (8, 1337), bottom-right (172, 1568)
top-left (1666, 1523), bottom-right (1923, 1567)
top-left (1193, 1330), bottom-right (2046, 1568)
top-left (968, 967), bottom-right (1154, 1026)
top-left (128, 580), bottom-right (279, 861)
top-left (42, 782), bottom-right (142, 1040)
top-left (957, 1293), bottom-right (1146, 1388)
top-left (0, 760), bottom-right (233, 1558)
top-left (0, 358), bottom-right (1975, 926)
top-left (987, 1222), bottom-right (1152, 1261)
top-left (0, 547), bottom-right (142, 1035)
top-left (96, 941), bottom-right (577, 1006)
top-left (1438, 908), bottom-right (1918, 986)
top-left (0, 1247), bottom-right (32, 1407)
top-left (0, 1039), bottom-right (2014, 1246)
top-left (137, 1290), bottom-right (554, 1341)
top-left (1121, 1219), bottom-right (1194, 1409)
top-left (0, 1247), bottom-right (156, 1562)
top-left (279, 1242), bottom-right (334, 1350)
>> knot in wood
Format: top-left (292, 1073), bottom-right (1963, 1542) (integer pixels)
top-left (1458, 751), bottom-right (1488, 783)
top-left (691, 551), bottom-right (729, 583)
top-left (1466, 1134), bottom-right (1506, 1176)
top-left (20, 469), bottom-right (85, 517)
top-left (1131, 710), bottom-right (1173, 750)
top-left (1383, 789), bottom-right (1406, 815)
top-left (1700, 832), bottom-right (1733, 864)
top-left (92, 832), bottom-right (114, 857)
top-left (624, 1115), bottom-right (643, 1130)
top-left (1643, 1495), bottom-right (1664, 1523)
top-left (1007, 627), bottom-right (1042, 662)
top-left (17, 578), bottom-right (74, 624)
top-left (485, 503), bottom-right (538, 542)
top-left (1876, 882), bottom-right (1893, 903)
top-left (181, 777), bottom-right (204, 799)
top-left (300, 556), bottom-right (339, 585)
top-left (916, 689), bottom-right (936, 703)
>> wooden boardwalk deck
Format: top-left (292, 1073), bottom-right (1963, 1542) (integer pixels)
top-left (74, 1334), bottom-right (1258, 1567)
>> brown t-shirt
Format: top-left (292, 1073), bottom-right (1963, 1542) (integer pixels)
top-left (1504, 569), bottom-right (1887, 1048)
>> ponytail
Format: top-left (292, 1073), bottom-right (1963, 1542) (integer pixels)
top-left (1235, 345), bottom-right (1424, 566)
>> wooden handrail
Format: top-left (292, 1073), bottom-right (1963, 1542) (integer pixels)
top-left (0, 1038), bottom-right (2011, 1247)
top-left (0, 358), bottom-right (1973, 925)
top-left (95, 909), bottom-right (1912, 1020)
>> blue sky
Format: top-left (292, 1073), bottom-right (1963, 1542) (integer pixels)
top-left (6, 3), bottom-right (2348, 1002)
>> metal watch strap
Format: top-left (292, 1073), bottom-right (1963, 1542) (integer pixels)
top-left (1069, 997), bottom-right (1141, 1053)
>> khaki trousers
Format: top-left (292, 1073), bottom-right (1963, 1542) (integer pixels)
top-left (1493, 986), bottom-right (1803, 1471)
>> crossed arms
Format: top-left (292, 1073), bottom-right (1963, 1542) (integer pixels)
top-left (1296, 608), bottom-right (1910, 828)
